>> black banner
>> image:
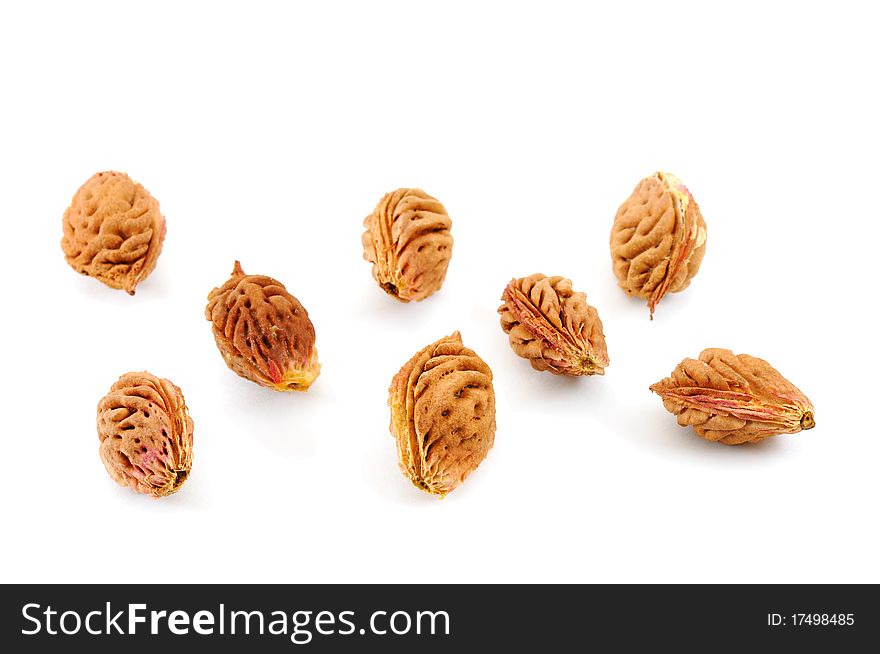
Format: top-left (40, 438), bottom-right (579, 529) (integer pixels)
top-left (1, 584), bottom-right (875, 651)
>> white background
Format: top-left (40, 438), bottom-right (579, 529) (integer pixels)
top-left (1, 1), bottom-right (877, 584)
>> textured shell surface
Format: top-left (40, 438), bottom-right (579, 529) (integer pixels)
top-left (498, 274), bottom-right (609, 375)
top-left (610, 172), bottom-right (706, 317)
top-left (388, 332), bottom-right (495, 497)
top-left (361, 188), bottom-right (453, 302)
top-left (650, 348), bottom-right (815, 445)
top-left (61, 171), bottom-right (165, 294)
top-left (96, 372), bottom-right (194, 497)
top-left (205, 261), bottom-right (320, 392)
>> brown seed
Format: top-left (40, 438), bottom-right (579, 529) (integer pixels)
top-left (361, 188), bottom-right (453, 302)
top-left (205, 261), bottom-right (320, 392)
top-left (389, 332), bottom-right (495, 497)
top-left (650, 348), bottom-right (815, 445)
top-left (61, 171), bottom-right (165, 295)
top-left (610, 172), bottom-right (706, 317)
top-left (498, 274), bottom-right (609, 376)
top-left (97, 372), bottom-right (193, 497)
